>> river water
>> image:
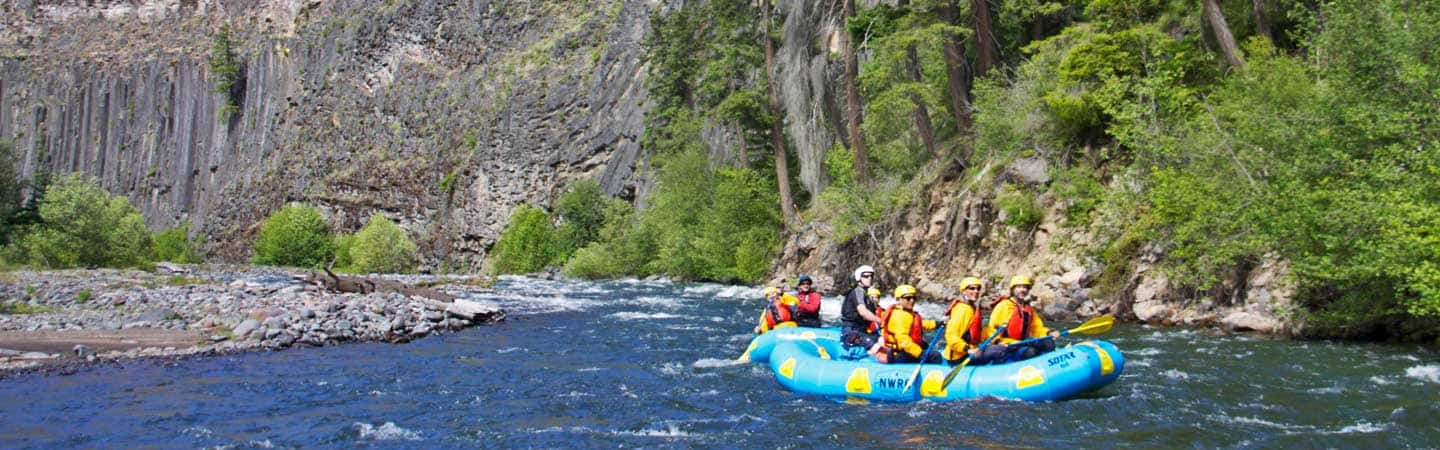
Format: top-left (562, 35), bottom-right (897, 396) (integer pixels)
top-left (1, 276), bottom-right (1437, 448)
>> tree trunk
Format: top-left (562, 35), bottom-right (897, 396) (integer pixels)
top-left (842, 0), bottom-right (869, 184)
top-left (763, 0), bottom-right (798, 227)
top-left (897, 0), bottom-right (940, 158)
top-left (971, 0), bottom-right (998, 75)
top-left (1203, 0), bottom-right (1247, 68)
top-left (735, 121), bottom-right (750, 170)
top-left (905, 45), bottom-right (940, 159)
top-left (1252, 0), bottom-right (1273, 42)
top-left (940, 1), bottom-right (974, 144)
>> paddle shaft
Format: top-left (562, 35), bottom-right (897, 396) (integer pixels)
top-left (900, 324), bottom-right (945, 396)
top-left (939, 325), bottom-right (1006, 390)
top-left (1004, 314), bottom-right (1114, 348)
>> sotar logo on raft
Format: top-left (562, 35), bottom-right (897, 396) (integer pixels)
top-left (1047, 352), bottom-right (1076, 367)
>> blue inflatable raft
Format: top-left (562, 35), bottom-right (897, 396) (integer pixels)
top-left (737, 327), bottom-right (841, 363)
top-left (767, 337), bottom-right (1124, 402)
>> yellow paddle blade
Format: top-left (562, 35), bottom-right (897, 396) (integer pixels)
top-left (1068, 314), bottom-right (1114, 335)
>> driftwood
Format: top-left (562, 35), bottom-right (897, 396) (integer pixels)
top-left (303, 266), bottom-right (458, 302)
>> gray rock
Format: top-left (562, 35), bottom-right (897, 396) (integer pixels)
top-left (446, 299), bottom-right (501, 320)
top-left (73, 344), bottom-right (93, 359)
top-left (1221, 311), bottom-right (1283, 333)
top-left (1005, 157), bottom-right (1051, 184)
top-left (423, 311), bottom-right (445, 322)
top-left (232, 318), bottom-right (261, 339)
top-left (412, 323), bottom-right (432, 335)
top-left (133, 309), bottom-right (177, 323)
top-left (301, 309), bottom-right (317, 319)
top-left (264, 328), bottom-right (284, 340)
top-left (262, 316), bottom-right (286, 330)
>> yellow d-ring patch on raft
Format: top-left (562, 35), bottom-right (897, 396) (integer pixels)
top-left (800, 331), bottom-right (816, 339)
top-left (1015, 366), bottom-right (1045, 389)
top-left (919, 369), bottom-right (947, 398)
top-left (1080, 341), bottom-right (1115, 376)
top-left (779, 358), bottom-right (797, 379)
top-left (846, 368), bottom-right (872, 394)
top-left (738, 340), bottom-right (758, 362)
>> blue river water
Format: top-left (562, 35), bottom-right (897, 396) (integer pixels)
top-left (1, 276), bottom-right (1438, 448)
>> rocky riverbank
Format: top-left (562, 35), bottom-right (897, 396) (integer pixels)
top-left (0, 265), bottom-right (504, 377)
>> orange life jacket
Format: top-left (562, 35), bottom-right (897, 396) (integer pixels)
top-left (764, 299), bottom-right (796, 329)
top-left (879, 305), bottom-right (924, 351)
top-left (946, 299), bottom-right (983, 344)
top-left (991, 296), bottom-right (1035, 340)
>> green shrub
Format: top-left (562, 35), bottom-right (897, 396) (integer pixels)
top-left (996, 184), bottom-right (1043, 230)
top-left (333, 234), bottom-right (356, 270)
top-left (7, 174), bottom-right (153, 269)
top-left (251, 204), bottom-right (333, 268)
top-left (209, 24), bottom-right (244, 111)
top-left (153, 221), bottom-right (203, 263)
top-left (75, 289), bottom-right (92, 304)
top-left (489, 204), bottom-right (558, 274)
top-left (349, 214), bottom-right (418, 274)
top-left (0, 302), bottom-right (50, 315)
top-left (552, 180), bottom-right (607, 262)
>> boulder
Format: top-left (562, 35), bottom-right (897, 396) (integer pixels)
top-left (1222, 311), bottom-right (1283, 333)
top-left (1005, 157), bottom-right (1051, 185)
top-left (232, 318), bottom-right (261, 339)
top-left (445, 299), bottom-right (502, 320)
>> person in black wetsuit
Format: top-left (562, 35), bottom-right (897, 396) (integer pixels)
top-left (840, 265), bottom-right (882, 351)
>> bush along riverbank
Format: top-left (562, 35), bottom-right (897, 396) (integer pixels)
top-left (0, 265), bottom-right (503, 376)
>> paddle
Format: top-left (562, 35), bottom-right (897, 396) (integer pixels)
top-left (899, 324), bottom-right (945, 398)
top-left (1003, 314), bottom-right (1114, 349)
top-left (939, 325), bottom-right (1006, 391)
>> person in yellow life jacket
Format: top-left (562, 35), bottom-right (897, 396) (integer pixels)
top-left (984, 275), bottom-right (1060, 362)
top-left (942, 277), bottom-right (1004, 365)
top-left (879, 285), bottom-right (941, 364)
top-left (753, 287), bottom-right (799, 334)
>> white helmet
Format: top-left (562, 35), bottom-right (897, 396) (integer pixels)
top-left (853, 265), bottom-right (875, 282)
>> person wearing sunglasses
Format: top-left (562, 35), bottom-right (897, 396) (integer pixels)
top-left (985, 275), bottom-right (1061, 362)
top-left (942, 277), bottom-right (1003, 365)
top-left (878, 284), bottom-right (940, 364)
top-left (839, 265), bottom-right (883, 351)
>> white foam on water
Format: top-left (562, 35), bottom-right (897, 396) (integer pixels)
top-left (1405, 364), bottom-right (1440, 384)
top-left (367, 390), bottom-right (386, 397)
top-left (1397, 354), bottom-right (1421, 362)
top-left (683, 284), bottom-right (726, 296)
top-left (1369, 375), bottom-right (1394, 385)
top-left (714, 285), bottom-right (758, 298)
top-left (577, 367), bottom-right (604, 372)
top-left (556, 391), bottom-right (592, 399)
top-left (658, 362), bottom-right (685, 376)
top-left (1331, 422), bottom-right (1387, 434)
top-left (1306, 385), bottom-right (1344, 395)
top-left (1161, 369), bottom-right (1191, 381)
top-left (247, 440), bottom-right (274, 448)
top-left (495, 347), bottom-right (525, 354)
top-left (1126, 359), bottom-right (1153, 368)
top-left (608, 312), bottom-right (684, 320)
top-left (692, 358), bottom-right (745, 369)
top-left (1128, 348), bottom-right (1163, 356)
top-left (354, 422), bottom-right (422, 441)
top-left (1208, 414), bottom-right (1293, 430)
top-left (616, 423), bottom-right (692, 438)
top-left (183, 427), bottom-right (213, 438)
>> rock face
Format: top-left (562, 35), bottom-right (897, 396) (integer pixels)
top-left (773, 159), bottom-right (1299, 336)
top-left (0, 0), bottom-right (653, 270)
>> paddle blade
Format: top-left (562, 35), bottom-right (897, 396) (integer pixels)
top-left (940, 357), bottom-right (970, 390)
top-left (1068, 314), bottom-right (1114, 335)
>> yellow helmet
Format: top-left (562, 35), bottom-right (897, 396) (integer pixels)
top-left (894, 284), bottom-right (918, 299)
top-left (866, 287), bottom-right (881, 298)
top-left (1009, 275), bottom-right (1033, 288)
top-left (959, 277), bottom-right (983, 290)
top-left (763, 286), bottom-right (781, 297)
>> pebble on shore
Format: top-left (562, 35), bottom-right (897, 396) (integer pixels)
top-left (0, 266), bottom-right (505, 375)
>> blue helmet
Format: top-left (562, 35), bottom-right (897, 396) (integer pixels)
top-left (797, 274), bottom-right (813, 286)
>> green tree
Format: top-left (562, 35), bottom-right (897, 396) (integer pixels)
top-left (489, 204), bottom-right (558, 274)
top-left (349, 214), bottom-right (418, 274)
top-left (153, 221), bottom-right (203, 263)
top-left (251, 204), bottom-right (333, 268)
top-left (552, 180), bottom-right (607, 261)
top-left (9, 174), bottom-right (153, 268)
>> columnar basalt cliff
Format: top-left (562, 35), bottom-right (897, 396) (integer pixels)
top-left (1, 0), bottom-right (654, 270)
